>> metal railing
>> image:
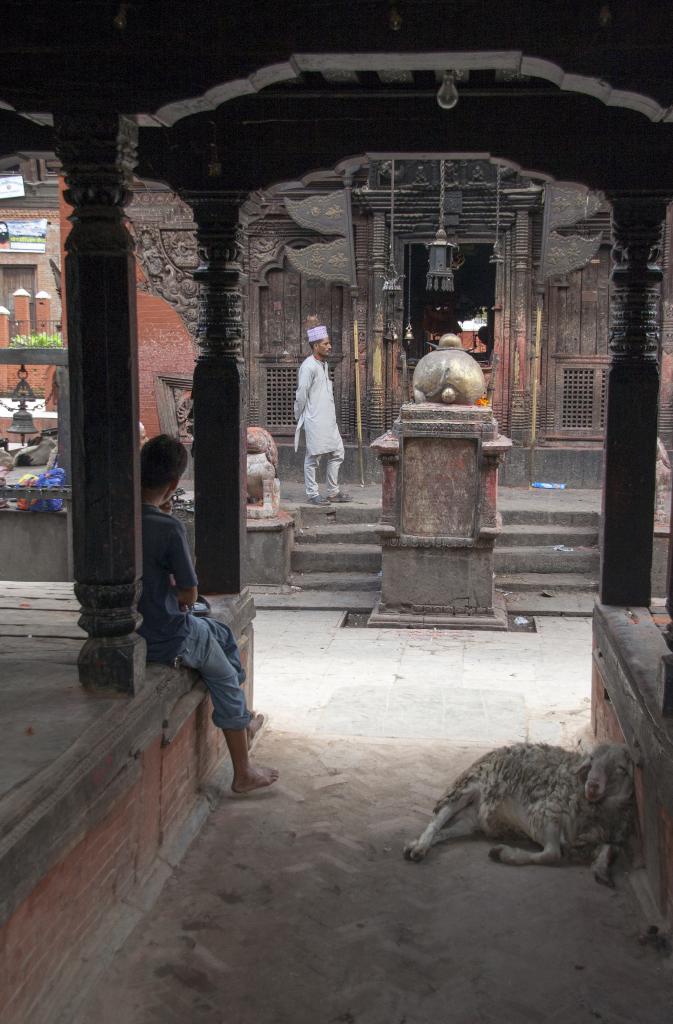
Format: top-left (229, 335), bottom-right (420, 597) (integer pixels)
top-left (9, 320), bottom-right (63, 346)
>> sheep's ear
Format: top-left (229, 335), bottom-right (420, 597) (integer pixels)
top-left (576, 756), bottom-right (592, 782)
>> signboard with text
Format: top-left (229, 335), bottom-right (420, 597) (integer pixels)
top-left (0, 175), bottom-right (25, 199)
top-left (0, 219), bottom-right (48, 253)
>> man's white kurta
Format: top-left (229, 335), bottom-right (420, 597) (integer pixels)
top-left (294, 355), bottom-right (342, 455)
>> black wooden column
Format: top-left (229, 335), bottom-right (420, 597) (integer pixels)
top-left (182, 192), bottom-right (247, 595)
top-left (601, 194), bottom-right (667, 606)
top-left (54, 114), bottom-right (144, 692)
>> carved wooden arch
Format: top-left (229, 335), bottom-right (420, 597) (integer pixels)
top-left (254, 234), bottom-right (338, 286)
top-left (148, 53), bottom-right (673, 128)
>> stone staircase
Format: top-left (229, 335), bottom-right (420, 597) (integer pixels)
top-left (290, 501), bottom-right (600, 608)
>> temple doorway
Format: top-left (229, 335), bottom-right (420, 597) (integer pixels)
top-left (403, 241), bottom-right (496, 364)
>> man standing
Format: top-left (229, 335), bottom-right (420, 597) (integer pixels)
top-left (294, 316), bottom-right (351, 505)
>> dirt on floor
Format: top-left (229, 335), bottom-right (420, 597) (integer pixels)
top-left (74, 731), bottom-right (672, 1024)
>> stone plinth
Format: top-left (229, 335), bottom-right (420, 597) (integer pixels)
top-left (370, 403), bottom-right (511, 629)
top-left (246, 511), bottom-right (294, 586)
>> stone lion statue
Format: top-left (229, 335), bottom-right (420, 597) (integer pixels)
top-left (247, 426), bottom-right (280, 518)
top-left (412, 333), bottom-right (486, 405)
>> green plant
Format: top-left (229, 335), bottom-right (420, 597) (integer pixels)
top-left (10, 331), bottom-right (63, 349)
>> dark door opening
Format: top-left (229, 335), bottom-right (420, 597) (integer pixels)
top-left (403, 243), bottom-right (496, 364)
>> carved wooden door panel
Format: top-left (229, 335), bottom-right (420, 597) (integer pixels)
top-left (541, 246), bottom-right (610, 441)
top-left (256, 264), bottom-right (346, 437)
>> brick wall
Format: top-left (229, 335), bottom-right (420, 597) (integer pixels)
top-left (592, 652), bottom-right (673, 923)
top-left (58, 184), bottom-right (195, 443)
top-left (136, 287), bottom-right (195, 439)
top-left (0, 205), bottom-right (61, 401)
top-left (0, 701), bottom-right (226, 1024)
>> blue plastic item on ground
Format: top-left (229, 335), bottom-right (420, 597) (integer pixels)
top-left (531, 481), bottom-right (566, 489)
top-left (29, 467), bottom-right (65, 511)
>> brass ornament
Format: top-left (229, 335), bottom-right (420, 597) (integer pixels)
top-left (412, 334), bottom-right (486, 405)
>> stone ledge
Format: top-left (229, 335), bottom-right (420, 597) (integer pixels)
top-left (0, 661), bottom-right (202, 927)
top-left (593, 603), bottom-right (673, 919)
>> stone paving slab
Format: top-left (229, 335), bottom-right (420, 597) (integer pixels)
top-left (253, 610), bottom-right (593, 746)
top-left (74, 731), bottom-right (673, 1024)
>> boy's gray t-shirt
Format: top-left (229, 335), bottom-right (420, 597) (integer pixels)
top-left (138, 504), bottom-right (198, 663)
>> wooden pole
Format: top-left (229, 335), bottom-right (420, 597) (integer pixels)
top-left (352, 293), bottom-right (365, 486)
top-left (528, 300), bottom-right (543, 484)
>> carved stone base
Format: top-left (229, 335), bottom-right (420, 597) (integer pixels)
top-left (246, 477), bottom-right (281, 519)
top-left (368, 592), bottom-right (508, 631)
top-left (246, 511), bottom-right (294, 586)
top-left (78, 633), bottom-right (147, 695)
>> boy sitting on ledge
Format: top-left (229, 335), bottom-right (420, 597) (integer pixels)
top-left (139, 434), bottom-right (278, 795)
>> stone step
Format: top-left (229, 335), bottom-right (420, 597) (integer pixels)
top-left (500, 507), bottom-right (599, 527)
top-left (291, 543), bottom-right (382, 574)
top-left (295, 523), bottom-right (382, 546)
top-left (292, 503), bottom-right (380, 527)
top-left (496, 523), bottom-right (598, 548)
top-left (494, 545), bottom-right (600, 575)
top-left (255, 590), bottom-right (377, 609)
top-left (504, 590), bottom-right (597, 617)
top-left (289, 571), bottom-right (382, 592)
top-left (495, 571), bottom-right (599, 592)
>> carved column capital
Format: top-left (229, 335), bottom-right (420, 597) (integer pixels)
top-left (607, 193), bottom-right (669, 362)
top-left (181, 191), bottom-right (248, 360)
top-left (54, 114), bottom-right (138, 257)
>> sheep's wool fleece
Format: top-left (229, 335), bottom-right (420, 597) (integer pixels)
top-left (294, 355), bottom-right (342, 455)
top-left (434, 743), bottom-right (632, 856)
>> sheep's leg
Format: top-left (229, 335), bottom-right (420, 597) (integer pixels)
top-left (591, 844), bottom-right (617, 888)
top-left (433, 807), bottom-right (480, 845)
top-left (489, 825), bottom-right (562, 868)
top-left (404, 792), bottom-right (476, 862)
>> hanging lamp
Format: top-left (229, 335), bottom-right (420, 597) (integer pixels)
top-left (426, 160), bottom-right (458, 292)
top-left (382, 159), bottom-right (403, 296)
top-left (404, 244), bottom-right (414, 343)
top-left (489, 164), bottom-right (505, 265)
top-left (6, 365), bottom-right (38, 444)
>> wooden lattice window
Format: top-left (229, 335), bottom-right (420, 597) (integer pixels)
top-left (262, 362), bottom-right (337, 435)
top-left (555, 363), bottom-right (607, 437)
top-left (598, 368), bottom-right (607, 429)
top-left (562, 368), bottom-right (594, 428)
top-left (265, 366), bottom-right (298, 429)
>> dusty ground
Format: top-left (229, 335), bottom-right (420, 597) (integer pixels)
top-left (75, 614), bottom-right (672, 1024)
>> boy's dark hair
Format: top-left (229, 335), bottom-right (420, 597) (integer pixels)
top-left (141, 434), bottom-right (188, 489)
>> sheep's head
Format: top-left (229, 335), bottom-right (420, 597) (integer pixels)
top-left (577, 744), bottom-right (633, 804)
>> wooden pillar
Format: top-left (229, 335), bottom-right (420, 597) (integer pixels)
top-left (658, 203), bottom-right (673, 448)
top-left (369, 212), bottom-right (386, 437)
top-left (508, 209), bottom-right (531, 442)
top-left (54, 113), bottom-right (144, 692)
top-left (182, 192), bottom-right (247, 595)
top-left (601, 193), bottom-right (667, 607)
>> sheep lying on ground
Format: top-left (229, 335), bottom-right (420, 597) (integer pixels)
top-left (13, 435), bottom-right (56, 467)
top-left (404, 743), bottom-right (634, 886)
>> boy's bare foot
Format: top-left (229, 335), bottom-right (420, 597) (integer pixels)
top-left (247, 712), bottom-right (266, 746)
top-left (231, 766), bottom-right (279, 794)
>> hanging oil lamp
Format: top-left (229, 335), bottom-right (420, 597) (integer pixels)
top-left (489, 164), bottom-right (505, 265)
top-left (426, 160), bottom-right (458, 292)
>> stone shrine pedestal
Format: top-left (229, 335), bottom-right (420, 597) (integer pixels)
top-left (370, 403), bottom-right (511, 629)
